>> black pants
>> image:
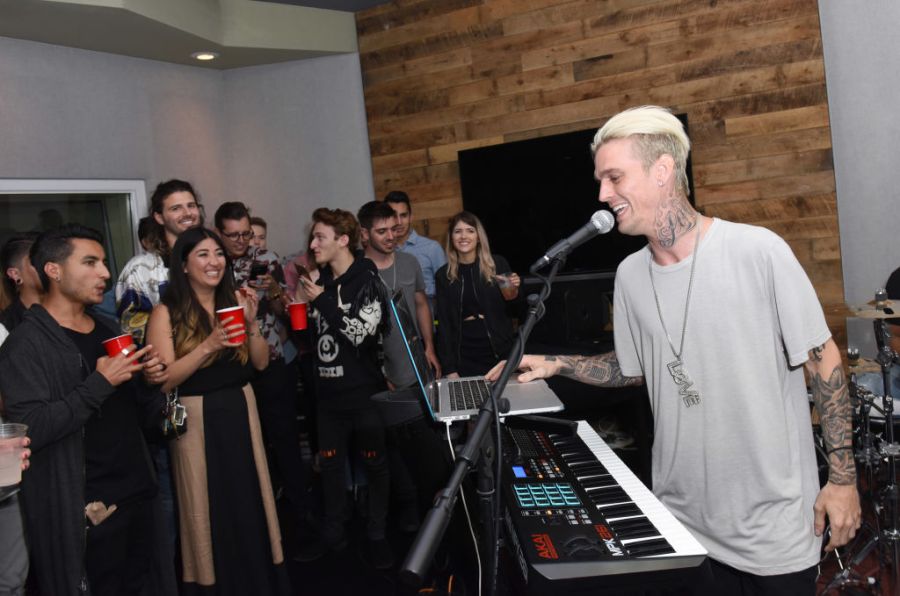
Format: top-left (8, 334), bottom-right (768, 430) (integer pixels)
top-left (317, 403), bottom-right (389, 545)
top-left (252, 357), bottom-right (312, 526)
top-left (681, 558), bottom-right (817, 596)
top-left (85, 498), bottom-right (155, 596)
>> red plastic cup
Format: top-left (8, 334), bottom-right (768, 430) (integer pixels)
top-left (288, 302), bottom-right (308, 331)
top-left (216, 306), bottom-right (246, 345)
top-left (102, 334), bottom-right (137, 363)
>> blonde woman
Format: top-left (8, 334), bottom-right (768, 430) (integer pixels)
top-left (434, 211), bottom-right (521, 378)
top-left (146, 227), bottom-right (289, 595)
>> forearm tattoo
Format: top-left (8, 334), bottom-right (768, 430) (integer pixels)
top-left (809, 344), bottom-right (824, 362)
top-left (545, 353), bottom-right (643, 388)
top-left (654, 193), bottom-right (696, 248)
top-left (809, 345), bottom-right (856, 485)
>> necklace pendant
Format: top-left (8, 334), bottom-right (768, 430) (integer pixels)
top-left (667, 359), bottom-right (701, 408)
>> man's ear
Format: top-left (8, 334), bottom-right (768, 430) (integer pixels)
top-left (44, 261), bottom-right (61, 283)
top-left (153, 211), bottom-right (165, 227)
top-left (360, 229), bottom-right (370, 244)
top-left (655, 154), bottom-right (675, 186)
top-left (337, 234), bottom-right (350, 248)
top-left (5, 267), bottom-right (20, 284)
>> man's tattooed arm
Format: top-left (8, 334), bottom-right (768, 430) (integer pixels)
top-left (544, 352), bottom-right (643, 388)
top-left (806, 340), bottom-right (856, 485)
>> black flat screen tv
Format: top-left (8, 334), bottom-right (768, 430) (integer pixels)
top-left (458, 116), bottom-right (693, 277)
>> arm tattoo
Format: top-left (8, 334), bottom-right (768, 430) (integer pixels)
top-left (545, 353), bottom-right (643, 388)
top-left (808, 344), bottom-right (824, 362)
top-left (810, 360), bottom-right (855, 485)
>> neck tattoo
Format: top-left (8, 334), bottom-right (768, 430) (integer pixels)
top-left (648, 220), bottom-right (702, 408)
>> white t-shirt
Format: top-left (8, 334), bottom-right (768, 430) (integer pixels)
top-left (613, 218), bottom-right (830, 575)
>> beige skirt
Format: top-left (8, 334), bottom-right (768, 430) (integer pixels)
top-left (168, 384), bottom-right (283, 586)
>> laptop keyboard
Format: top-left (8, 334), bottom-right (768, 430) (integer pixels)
top-left (449, 379), bottom-right (491, 411)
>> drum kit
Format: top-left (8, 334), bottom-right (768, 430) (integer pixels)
top-left (822, 290), bottom-right (900, 594)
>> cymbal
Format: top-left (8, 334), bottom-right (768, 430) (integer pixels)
top-left (827, 300), bottom-right (900, 319)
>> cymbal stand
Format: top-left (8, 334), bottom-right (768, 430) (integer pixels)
top-left (850, 378), bottom-right (883, 498)
top-left (872, 315), bottom-right (900, 588)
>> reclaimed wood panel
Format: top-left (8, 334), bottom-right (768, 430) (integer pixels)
top-left (357, 0), bottom-right (845, 341)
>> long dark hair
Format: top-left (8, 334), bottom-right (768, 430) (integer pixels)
top-left (161, 227), bottom-right (246, 364)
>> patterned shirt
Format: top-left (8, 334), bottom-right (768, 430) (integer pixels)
top-left (232, 247), bottom-right (287, 362)
top-left (115, 252), bottom-right (169, 345)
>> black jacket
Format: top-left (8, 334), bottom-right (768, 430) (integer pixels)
top-left (434, 255), bottom-right (520, 376)
top-left (0, 305), bottom-right (163, 596)
top-left (309, 255), bottom-right (390, 405)
top-left (0, 297), bottom-right (27, 331)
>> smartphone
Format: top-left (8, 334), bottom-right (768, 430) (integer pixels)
top-left (294, 263), bottom-right (310, 280)
top-left (248, 262), bottom-right (268, 282)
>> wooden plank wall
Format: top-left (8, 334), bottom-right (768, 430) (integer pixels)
top-left (356, 0), bottom-right (845, 344)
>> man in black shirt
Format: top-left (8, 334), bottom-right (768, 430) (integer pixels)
top-left (0, 225), bottom-right (167, 596)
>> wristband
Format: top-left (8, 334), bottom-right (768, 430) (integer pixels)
top-left (827, 445), bottom-right (854, 455)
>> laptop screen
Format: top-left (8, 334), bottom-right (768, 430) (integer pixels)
top-left (387, 293), bottom-right (437, 415)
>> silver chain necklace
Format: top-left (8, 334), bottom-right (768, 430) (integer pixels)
top-left (648, 220), bottom-right (702, 408)
top-left (378, 257), bottom-right (398, 293)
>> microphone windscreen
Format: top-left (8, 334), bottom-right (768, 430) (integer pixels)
top-left (591, 210), bottom-right (615, 234)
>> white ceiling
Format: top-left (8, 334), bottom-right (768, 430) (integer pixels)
top-left (0, 0), bottom-right (374, 69)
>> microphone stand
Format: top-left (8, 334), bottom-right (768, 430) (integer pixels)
top-left (400, 257), bottom-right (564, 594)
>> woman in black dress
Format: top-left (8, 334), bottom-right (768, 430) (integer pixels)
top-left (434, 211), bottom-right (522, 378)
top-left (146, 228), bottom-right (289, 595)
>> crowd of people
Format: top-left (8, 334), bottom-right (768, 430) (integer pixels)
top-left (0, 177), bottom-right (522, 595)
top-left (0, 105), bottom-right (865, 596)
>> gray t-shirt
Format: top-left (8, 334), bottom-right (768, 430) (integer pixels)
top-left (378, 251), bottom-right (426, 388)
top-left (613, 218), bottom-right (830, 575)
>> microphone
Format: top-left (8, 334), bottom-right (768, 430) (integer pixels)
top-left (530, 210), bottom-right (615, 272)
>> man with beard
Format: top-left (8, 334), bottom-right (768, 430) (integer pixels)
top-left (358, 201), bottom-right (441, 534)
top-left (0, 225), bottom-right (166, 596)
top-left (116, 179), bottom-right (203, 345)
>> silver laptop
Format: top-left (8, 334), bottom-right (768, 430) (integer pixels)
top-left (388, 294), bottom-right (564, 423)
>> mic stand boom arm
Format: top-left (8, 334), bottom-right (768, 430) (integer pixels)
top-left (400, 257), bottom-right (564, 591)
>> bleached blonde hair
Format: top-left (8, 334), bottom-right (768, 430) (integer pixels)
top-left (591, 105), bottom-right (691, 196)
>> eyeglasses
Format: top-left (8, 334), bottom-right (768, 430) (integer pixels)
top-left (222, 230), bottom-right (254, 241)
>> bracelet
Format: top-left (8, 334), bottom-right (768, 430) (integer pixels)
top-left (827, 445), bottom-right (854, 455)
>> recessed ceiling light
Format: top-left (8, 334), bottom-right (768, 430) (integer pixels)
top-left (191, 51), bottom-right (219, 61)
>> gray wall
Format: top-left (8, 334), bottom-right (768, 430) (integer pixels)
top-left (0, 36), bottom-right (374, 257)
top-left (819, 2), bottom-right (900, 354)
top-left (223, 53), bottom-right (375, 257)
